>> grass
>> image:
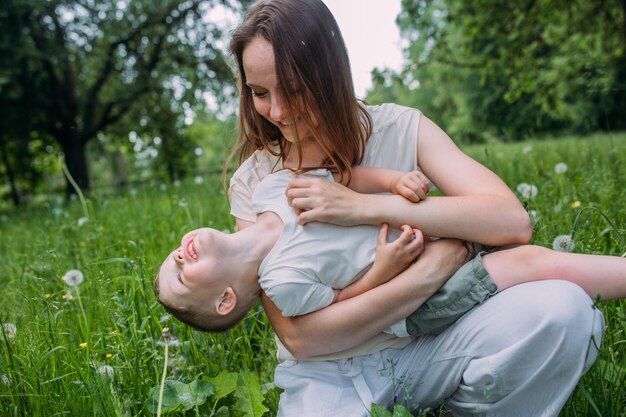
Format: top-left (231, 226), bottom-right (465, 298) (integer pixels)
top-left (1, 132), bottom-right (625, 416)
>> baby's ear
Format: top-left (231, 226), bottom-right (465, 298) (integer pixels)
top-left (215, 287), bottom-right (237, 316)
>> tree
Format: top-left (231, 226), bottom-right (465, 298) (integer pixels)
top-left (1, 0), bottom-right (240, 196)
top-left (376, 0), bottom-right (626, 141)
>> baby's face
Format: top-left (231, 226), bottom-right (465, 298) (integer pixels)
top-left (157, 228), bottom-right (226, 309)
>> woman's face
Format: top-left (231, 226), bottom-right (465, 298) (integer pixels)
top-left (242, 36), bottom-right (316, 145)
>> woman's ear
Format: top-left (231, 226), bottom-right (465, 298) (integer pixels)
top-left (215, 287), bottom-right (237, 316)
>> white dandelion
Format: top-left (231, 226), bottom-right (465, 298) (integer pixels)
top-left (523, 145), bottom-right (533, 154)
top-left (516, 183), bottom-right (538, 200)
top-left (3, 323), bottom-right (16, 340)
top-left (63, 269), bottom-right (84, 287)
top-left (0, 374), bottom-right (10, 386)
top-left (552, 234), bottom-right (575, 252)
top-left (194, 176), bottom-right (204, 185)
top-left (77, 217), bottom-right (88, 227)
top-left (97, 365), bottom-right (114, 379)
top-left (554, 162), bottom-right (568, 174)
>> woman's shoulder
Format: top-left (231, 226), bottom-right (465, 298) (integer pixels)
top-left (231, 148), bottom-right (282, 183)
top-left (364, 103), bottom-right (421, 133)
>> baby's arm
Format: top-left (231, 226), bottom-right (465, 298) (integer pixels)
top-left (346, 166), bottom-right (430, 203)
top-left (335, 224), bottom-right (424, 302)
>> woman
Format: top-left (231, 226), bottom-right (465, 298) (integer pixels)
top-left (226, 0), bottom-right (604, 415)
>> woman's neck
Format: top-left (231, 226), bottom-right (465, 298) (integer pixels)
top-left (282, 141), bottom-right (327, 169)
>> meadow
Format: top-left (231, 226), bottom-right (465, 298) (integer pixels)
top-left (1, 133), bottom-right (625, 416)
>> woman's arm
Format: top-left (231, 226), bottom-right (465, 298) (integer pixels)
top-left (286, 116), bottom-right (532, 246)
top-left (263, 238), bottom-right (468, 359)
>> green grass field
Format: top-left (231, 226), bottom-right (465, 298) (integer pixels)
top-left (1, 133), bottom-right (625, 416)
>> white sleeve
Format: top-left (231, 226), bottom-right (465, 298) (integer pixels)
top-left (265, 282), bottom-right (335, 317)
top-left (228, 150), bottom-right (280, 222)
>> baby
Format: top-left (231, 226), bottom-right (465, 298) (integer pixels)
top-left (154, 166), bottom-right (626, 335)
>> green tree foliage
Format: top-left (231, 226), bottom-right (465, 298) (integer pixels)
top-left (368, 0), bottom-right (626, 142)
top-left (0, 0), bottom-right (240, 198)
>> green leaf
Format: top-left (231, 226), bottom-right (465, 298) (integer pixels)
top-left (146, 380), bottom-right (183, 414)
top-left (392, 404), bottom-right (414, 417)
top-left (370, 403), bottom-right (393, 417)
top-left (233, 370), bottom-right (268, 417)
top-left (211, 371), bottom-right (238, 401)
top-left (145, 379), bottom-right (215, 413)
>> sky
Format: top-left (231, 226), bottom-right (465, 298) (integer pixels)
top-left (321, 0), bottom-right (404, 97)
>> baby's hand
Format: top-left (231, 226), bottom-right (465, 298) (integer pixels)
top-left (370, 224), bottom-right (424, 285)
top-left (391, 171), bottom-right (430, 203)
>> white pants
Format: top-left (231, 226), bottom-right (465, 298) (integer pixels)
top-left (274, 281), bottom-right (605, 417)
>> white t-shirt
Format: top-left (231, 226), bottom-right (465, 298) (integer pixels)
top-left (229, 103), bottom-right (422, 361)
top-left (253, 169), bottom-right (386, 315)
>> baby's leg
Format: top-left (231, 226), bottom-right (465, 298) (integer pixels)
top-left (482, 245), bottom-right (626, 300)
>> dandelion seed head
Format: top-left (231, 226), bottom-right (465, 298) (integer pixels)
top-left (173, 180), bottom-right (181, 188)
top-left (77, 217), bottom-right (88, 227)
top-left (63, 269), bottom-right (84, 286)
top-left (194, 176), bottom-right (204, 184)
top-left (0, 374), bottom-right (11, 386)
top-left (159, 313), bottom-right (172, 323)
top-left (516, 183), bottom-right (538, 200)
top-left (554, 162), bottom-right (568, 174)
top-left (523, 145), bottom-right (533, 154)
top-left (3, 323), bottom-right (16, 340)
top-left (97, 365), bottom-right (114, 379)
top-left (552, 234), bottom-right (575, 252)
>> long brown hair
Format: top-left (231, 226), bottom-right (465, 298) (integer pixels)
top-left (225, 0), bottom-right (372, 182)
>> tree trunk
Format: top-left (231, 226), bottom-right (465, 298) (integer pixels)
top-left (60, 131), bottom-right (90, 196)
top-left (0, 137), bottom-right (21, 206)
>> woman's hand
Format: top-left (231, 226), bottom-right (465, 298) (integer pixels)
top-left (286, 177), bottom-right (369, 226)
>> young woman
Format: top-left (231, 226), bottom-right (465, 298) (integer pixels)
top-left (226, 0), bottom-right (605, 415)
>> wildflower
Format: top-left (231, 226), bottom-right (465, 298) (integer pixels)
top-left (45, 293), bottom-right (52, 299)
top-left (3, 323), bottom-right (16, 340)
top-left (63, 269), bottom-right (84, 287)
top-left (160, 184), bottom-right (167, 191)
top-left (194, 147), bottom-right (203, 156)
top-left (97, 365), bottom-right (114, 379)
top-left (62, 293), bottom-right (74, 301)
top-left (157, 327), bottom-right (181, 347)
top-left (77, 217), bottom-right (88, 227)
top-left (554, 162), bottom-right (568, 174)
top-left (79, 342), bottom-right (88, 348)
top-left (0, 374), bottom-right (10, 386)
top-left (110, 330), bottom-right (118, 336)
top-left (105, 353), bottom-right (113, 359)
top-left (194, 175), bottom-right (204, 184)
top-left (552, 235), bottom-right (575, 253)
top-left (173, 180), bottom-right (181, 187)
top-left (516, 183), bottom-right (538, 200)
top-left (523, 145), bottom-right (533, 154)
top-left (570, 200), bottom-right (582, 209)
